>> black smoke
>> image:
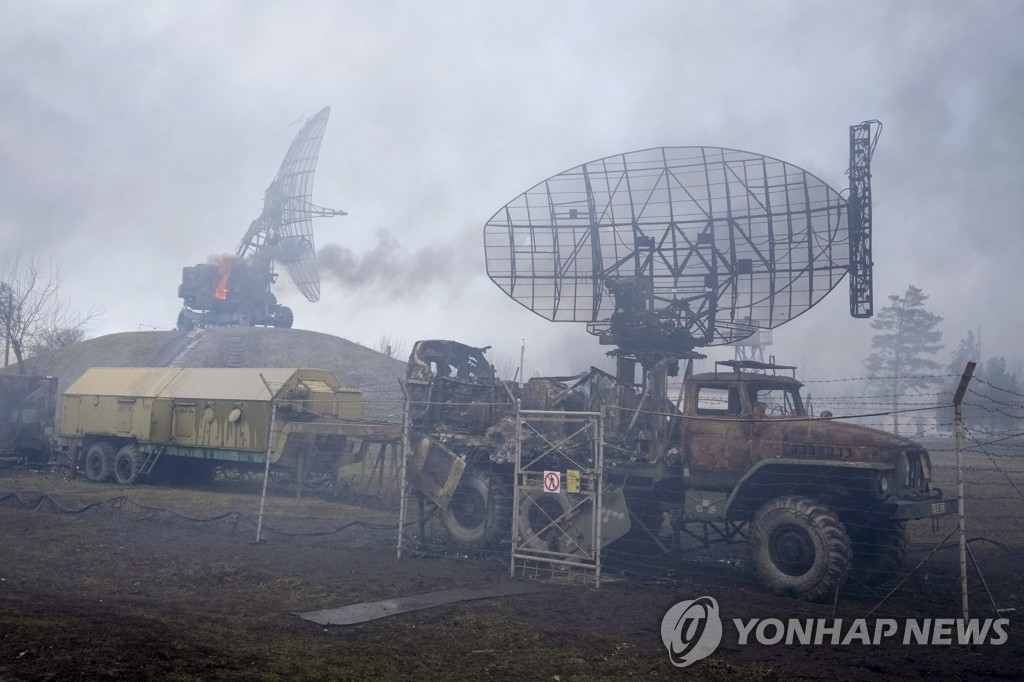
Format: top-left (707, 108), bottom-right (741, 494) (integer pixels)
top-left (318, 228), bottom-right (475, 297)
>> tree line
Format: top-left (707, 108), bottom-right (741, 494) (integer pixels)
top-left (864, 285), bottom-right (1022, 437)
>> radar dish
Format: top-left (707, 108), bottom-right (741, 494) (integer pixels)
top-left (236, 106), bottom-right (345, 302)
top-left (484, 146), bottom-right (853, 354)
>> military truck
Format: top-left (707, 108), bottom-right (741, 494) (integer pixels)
top-left (58, 367), bottom-right (400, 491)
top-left (177, 258), bottom-right (294, 330)
top-left (0, 374), bottom-right (58, 463)
top-left (404, 339), bottom-right (957, 601)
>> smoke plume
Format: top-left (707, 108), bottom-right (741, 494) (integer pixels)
top-left (318, 229), bottom-right (472, 297)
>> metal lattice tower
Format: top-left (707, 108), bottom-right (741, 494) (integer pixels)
top-left (848, 120), bottom-right (881, 318)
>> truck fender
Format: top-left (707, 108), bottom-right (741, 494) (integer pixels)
top-left (721, 458), bottom-right (893, 520)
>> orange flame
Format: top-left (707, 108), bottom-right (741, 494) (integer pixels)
top-left (213, 257), bottom-right (234, 300)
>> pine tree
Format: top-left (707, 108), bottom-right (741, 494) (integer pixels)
top-left (946, 332), bottom-right (1024, 438)
top-left (864, 285), bottom-right (944, 434)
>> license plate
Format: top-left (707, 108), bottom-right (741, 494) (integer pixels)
top-left (931, 502), bottom-right (947, 515)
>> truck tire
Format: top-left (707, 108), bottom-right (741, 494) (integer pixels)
top-left (176, 309), bottom-right (194, 331)
top-left (273, 306), bottom-right (294, 329)
top-left (848, 521), bottom-right (909, 586)
top-left (748, 495), bottom-right (852, 602)
top-left (113, 445), bottom-right (144, 485)
top-left (442, 470), bottom-right (511, 548)
top-left (517, 487), bottom-right (575, 553)
top-left (84, 442), bottom-right (116, 482)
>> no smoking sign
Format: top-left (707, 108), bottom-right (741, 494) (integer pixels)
top-left (542, 471), bottom-right (561, 493)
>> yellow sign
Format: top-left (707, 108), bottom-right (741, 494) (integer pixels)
top-left (566, 469), bottom-right (581, 493)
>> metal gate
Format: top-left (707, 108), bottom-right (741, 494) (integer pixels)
top-left (511, 409), bottom-right (605, 586)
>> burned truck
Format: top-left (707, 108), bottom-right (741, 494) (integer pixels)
top-left (405, 339), bottom-right (956, 601)
top-left (177, 256), bottom-right (295, 330)
top-left (0, 374), bottom-right (58, 464)
top-left (58, 367), bottom-right (400, 492)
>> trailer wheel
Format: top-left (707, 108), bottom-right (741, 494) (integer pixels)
top-left (84, 442), bottom-right (116, 482)
top-left (442, 470), bottom-right (511, 548)
top-left (848, 521), bottom-right (909, 586)
top-left (113, 445), bottom-right (144, 485)
top-left (748, 495), bottom-right (851, 602)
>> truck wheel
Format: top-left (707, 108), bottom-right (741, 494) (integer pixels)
top-left (442, 471), bottom-right (511, 548)
top-left (517, 488), bottom-right (575, 553)
top-left (176, 309), bottom-right (194, 331)
top-left (748, 495), bottom-right (852, 602)
top-left (113, 445), bottom-right (144, 485)
top-left (274, 306), bottom-right (294, 329)
top-left (84, 443), bottom-right (116, 482)
top-left (848, 521), bottom-right (909, 586)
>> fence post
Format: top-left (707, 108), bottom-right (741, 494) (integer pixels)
top-left (952, 361), bottom-right (976, 622)
top-left (397, 379), bottom-right (410, 559)
top-left (255, 373), bottom-right (277, 544)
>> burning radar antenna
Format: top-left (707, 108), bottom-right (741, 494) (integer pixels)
top-left (177, 107), bottom-right (345, 330)
top-left (484, 121), bottom-right (880, 413)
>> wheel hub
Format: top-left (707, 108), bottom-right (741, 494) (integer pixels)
top-left (450, 488), bottom-right (487, 529)
top-left (769, 524), bottom-right (816, 576)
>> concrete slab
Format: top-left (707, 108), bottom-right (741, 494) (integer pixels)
top-left (296, 581), bottom-right (560, 626)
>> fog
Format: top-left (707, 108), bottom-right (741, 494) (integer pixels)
top-left (2, 0), bottom-right (1021, 382)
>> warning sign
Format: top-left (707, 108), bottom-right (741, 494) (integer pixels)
top-left (543, 471), bottom-right (561, 493)
top-left (566, 469), bottom-right (581, 493)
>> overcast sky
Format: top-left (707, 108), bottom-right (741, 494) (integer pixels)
top-left (2, 0), bottom-right (1021, 383)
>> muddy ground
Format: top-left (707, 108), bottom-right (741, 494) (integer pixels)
top-left (1, 466), bottom-right (1021, 681)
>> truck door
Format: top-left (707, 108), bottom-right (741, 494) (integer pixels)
top-left (744, 383), bottom-right (801, 463)
top-left (682, 383), bottom-right (751, 487)
top-left (171, 403), bottom-right (197, 443)
top-left (116, 398), bottom-right (136, 434)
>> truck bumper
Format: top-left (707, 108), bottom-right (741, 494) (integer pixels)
top-left (885, 496), bottom-right (958, 521)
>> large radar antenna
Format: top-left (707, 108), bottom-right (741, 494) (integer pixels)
top-left (484, 122), bottom-right (881, 364)
top-left (236, 106), bottom-right (346, 302)
top-left (176, 106), bottom-right (345, 330)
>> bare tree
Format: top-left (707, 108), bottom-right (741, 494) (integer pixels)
top-left (0, 246), bottom-right (100, 372)
top-left (374, 331), bottom-right (406, 360)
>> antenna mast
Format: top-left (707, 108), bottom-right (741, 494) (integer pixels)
top-left (848, 120), bottom-right (881, 318)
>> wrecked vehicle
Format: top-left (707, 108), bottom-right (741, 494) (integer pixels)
top-left (0, 374), bottom-right (58, 464)
top-left (405, 339), bottom-right (956, 601)
top-left (177, 256), bottom-right (294, 330)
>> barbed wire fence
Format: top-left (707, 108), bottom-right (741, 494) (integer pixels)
top-left (1, 369), bottom-right (1020, 622)
top-left (393, 368), bottom-right (1024, 621)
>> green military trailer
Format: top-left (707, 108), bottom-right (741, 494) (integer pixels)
top-left (58, 367), bottom-right (401, 492)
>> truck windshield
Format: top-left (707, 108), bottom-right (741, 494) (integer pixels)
top-left (749, 386), bottom-right (804, 417)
